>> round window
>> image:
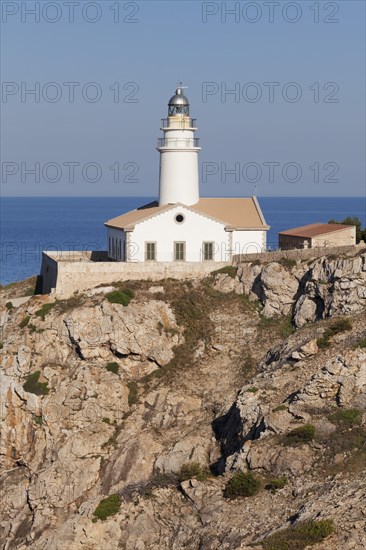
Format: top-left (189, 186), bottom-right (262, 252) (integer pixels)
top-left (175, 214), bottom-right (184, 223)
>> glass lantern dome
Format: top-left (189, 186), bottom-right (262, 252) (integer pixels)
top-left (168, 85), bottom-right (190, 116)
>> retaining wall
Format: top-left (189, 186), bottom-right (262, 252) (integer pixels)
top-left (233, 244), bottom-right (365, 264)
top-left (40, 251), bottom-right (229, 297)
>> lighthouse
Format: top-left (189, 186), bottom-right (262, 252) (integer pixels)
top-left (105, 84), bottom-right (269, 263)
top-left (157, 84), bottom-right (201, 206)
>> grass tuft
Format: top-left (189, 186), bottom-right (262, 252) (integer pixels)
top-left (265, 477), bottom-right (287, 493)
top-left (284, 424), bottom-right (315, 445)
top-left (105, 362), bottom-right (119, 375)
top-left (211, 266), bottom-right (237, 278)
top-left (19, 315), bottom-right (30, 328)
top-left (353, 337), bottom-right (366, 349)
top-left (106, 289), bottom-right (134, 307)
top-left (279, 258), bottom-right (297, 269)
top-left (23, 371), bottom-right (49, 396)
top-left (259, 519), bottom-right (335, 550)
top-left (272, 404), bottom-right (288, 413)
top-left (317, 318), bottom-right (352, 349)
top-left (258, 315), bottom-right (295, 338)
top-left (92, 494), bottom-right (121, 522)
top-left (224, 471), bottom-right (261, 499)
top-left (35, 303), bottom-right (55, 321)
top-left (179, 462), bottom-right (209, 482)
top-left (127, 381), bottom-right (139, 405)
top-left (331, 408), bottom-right (362, 427)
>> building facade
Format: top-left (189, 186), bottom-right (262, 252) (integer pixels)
top-left (279, 223), bottom-right (356, 250)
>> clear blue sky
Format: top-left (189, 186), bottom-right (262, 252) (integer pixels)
top-left (1, 0), bottom-right (365, 197)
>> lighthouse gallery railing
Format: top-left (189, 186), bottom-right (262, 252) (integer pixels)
top-left (157, 137), bottom-right (200, 148)
top-left (160, 117), bottom-right (197, 129)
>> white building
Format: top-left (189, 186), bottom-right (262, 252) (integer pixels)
top-left (105, 85), bottom-right (269, 263)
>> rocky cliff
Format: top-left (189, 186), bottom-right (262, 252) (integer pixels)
top-left (1, 250), bottom-right (365, 550)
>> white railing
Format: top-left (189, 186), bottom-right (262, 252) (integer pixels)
top-left (157, 137), bottom-right (200, 148)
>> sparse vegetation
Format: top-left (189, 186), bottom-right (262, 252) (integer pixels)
top-left (25, 287), bottom-right (35, 296)
top-left (258, 315), bottom-right (295, 338)
top-left (331, 408), bottom-right (362, 427)
top-left (353, 337), bottom-right (366, 349)
top-left (35, 303), bottom-right (55, 321)
top-left (19, 315), bottom-right (30, 328)
top-left (106, 289), bottom-right (134, 307)
top-left (106, 362), bottom-right (119, 374)
top-left (157, 320), bottom-right (179, 337)
top-left (259, 519), bottom-right (335, 550)
top-left (246, 386), bottom-right (259, 393)
top-left (317, 318), bottom-right (353, 349)
top-left (120, 473), bottom-right (177, 501)
top-left (265, 477), bottom-right (287, 493)
top-left (28, 323), bottom-right (42, 334)
top-left (2, 282), bottom-right (15, 289)
top-left (211, 265), bottom-right (237, 278)
top-left (143, 284), bottom-right (217, 385)
top-left (101, 428), bottom-right (120, 450)
top-left (0, 342), bottom-right (4, 349)
top-left (285, 424), bottom-right (315, 445)
top-left (92, 494), bottom-right (121, 522)
top-left (272, 404), bottom-right (288, 413)
top-left (279, 258), bottom-right (297, 269)
top-left (102, 417), bottom-right (111, 424)
top-left (241, 352), bottom-right (256, 377)
top-left (241, 294), bottom-right (263, 313)
top-left (127, 381), bottom-right (139, 405)
top-left (320, 420), bottom-right (366, 475)
top-left (23, 371), bottom-right (49, 396)
top-left (224, 471), bottom-right (261, 499)
top-left (53, 295), bottom-right (85, 313)
top-left (34, 415), bottom-right (43, 425)
top-left (5, 302), bottom-right (13, 310)
top-left (179, 462), bottom-right (209, 482)
top-left (280, 317), bottom-right (296, 338)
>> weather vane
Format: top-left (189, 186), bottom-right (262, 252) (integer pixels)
top-left (177, 80), bottom-right (188, 90)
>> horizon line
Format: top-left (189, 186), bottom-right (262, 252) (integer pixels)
top-left (2, 195), bottom-right (365, 199)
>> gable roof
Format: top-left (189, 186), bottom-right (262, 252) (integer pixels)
top-left (105, 197), bottom-right (269, 231)
top-left (279, 223), bottom-right (354, 239)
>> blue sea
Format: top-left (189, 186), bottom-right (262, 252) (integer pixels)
top-left (1, 196), bottom-right (365, 286)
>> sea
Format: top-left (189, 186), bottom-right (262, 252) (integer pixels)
top-left (1, 196), bottom-right (365, 286)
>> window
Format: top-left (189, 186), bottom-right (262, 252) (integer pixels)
top-left (203, 242), bottom-right (214, 261)
top-left (174, 242), bottom-right (185, 261)
top-left (146, 242), bottom-right (156, 261)
top-left (109, 237), bottom-right (111, 256)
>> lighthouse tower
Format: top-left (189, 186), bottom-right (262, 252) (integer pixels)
top-left (157, 84), bottom-right (201, 206)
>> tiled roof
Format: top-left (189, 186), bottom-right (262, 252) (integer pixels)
top-left (105, 197), bottom-right (269, 231)
top-left (279, 223), bottom-right (354, 238)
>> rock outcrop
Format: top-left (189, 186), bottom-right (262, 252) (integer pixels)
top-left (1, 254), bottom-right (365, 550)
top-left (218, 249), bottom-right (366, 326)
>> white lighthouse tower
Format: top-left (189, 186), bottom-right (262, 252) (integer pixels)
top-left (103, 84), bottom-right (269, 265)
top-left (157, 84), bottom-right (201, 206)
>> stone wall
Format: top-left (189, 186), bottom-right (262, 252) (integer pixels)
top-left (40, 251), bottom-right (229, 297)
top-left (312, 226), bottom-right (356, 248)
top-left (278, 226), bottom-right (356, 250)
top-left (233, 243), bottom-right (365, 264)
